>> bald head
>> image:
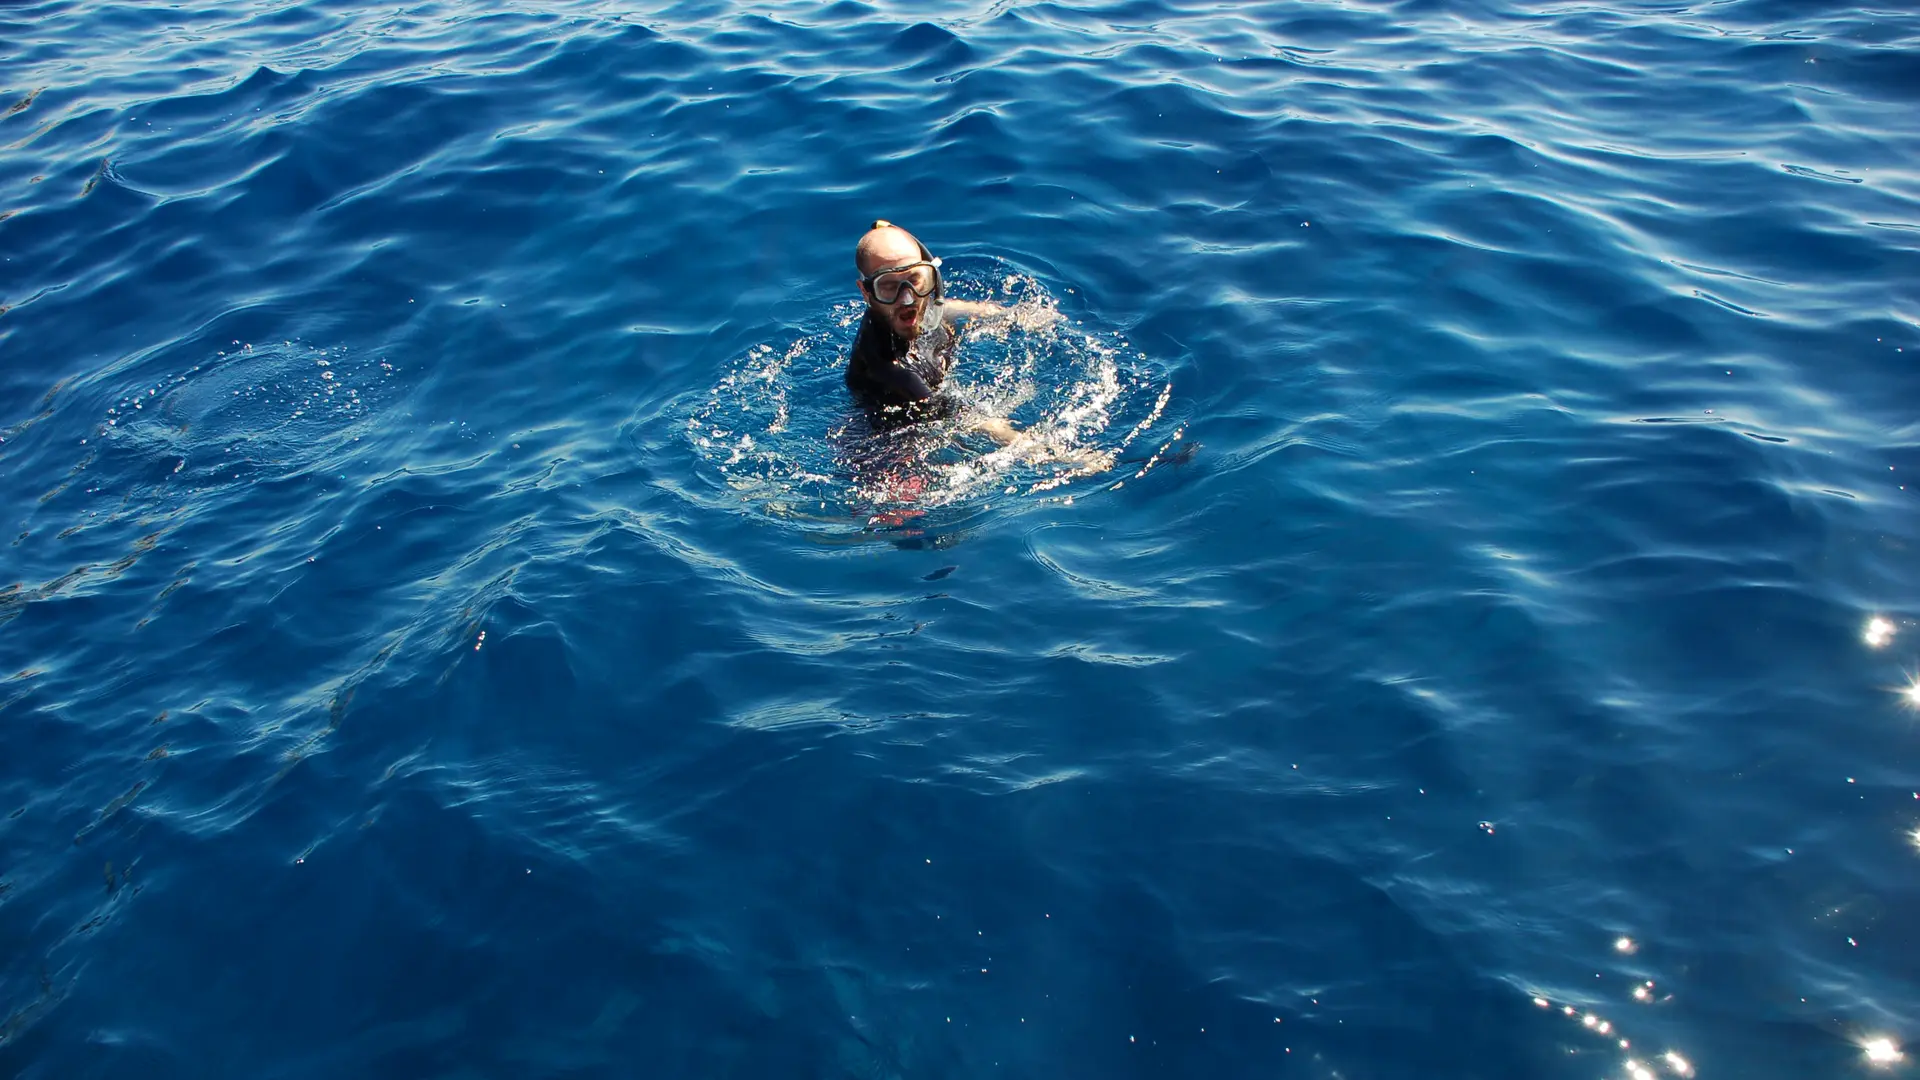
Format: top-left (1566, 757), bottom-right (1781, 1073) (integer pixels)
top-left (855, 220), bottom-right (926, 276)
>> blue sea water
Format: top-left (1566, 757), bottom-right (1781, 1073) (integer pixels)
top-left (3, 0), bottom-right (1919, 1076)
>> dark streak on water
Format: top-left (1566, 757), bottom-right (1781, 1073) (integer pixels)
top-left (2, 1), bottom-right (1920, 1078)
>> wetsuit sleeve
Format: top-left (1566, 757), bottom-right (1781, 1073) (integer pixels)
top-left (868, 359), bottom-right (934, 402)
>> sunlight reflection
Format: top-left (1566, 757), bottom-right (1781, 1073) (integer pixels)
top-left (1530, 989), bottom-right (1682, 1080)
top-left (1615, 936), bottom-right (1638, 954)
top-left (1865, 616), bottom-right (1896, 648)
top-left (1905, 681), bottom-right (1920, 708)
top-left (1863, 1037), bottom-right (1902, 1066)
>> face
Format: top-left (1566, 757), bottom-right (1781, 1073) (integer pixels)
top-left (858, 232), bottom-right (935, 338)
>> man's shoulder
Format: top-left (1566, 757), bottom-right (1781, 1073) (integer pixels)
top-left (848, 312), bottom-right (889, 367)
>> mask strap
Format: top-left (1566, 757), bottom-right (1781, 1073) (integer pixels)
top-left (870, 220), bottom-right (944, 301)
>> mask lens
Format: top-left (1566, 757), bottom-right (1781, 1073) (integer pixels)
top-left (872, 264), bottom-right (935, 303)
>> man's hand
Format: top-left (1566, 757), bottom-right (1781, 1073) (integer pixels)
top-left (1008, 298), bottom-right (1065, 333)
top-left (970, 416), bottom-right (1020, 445)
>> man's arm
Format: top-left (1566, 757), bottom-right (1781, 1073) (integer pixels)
top-left (939, 298), bottom-right (1004, 322)
top-left (870, 357), bottom-right (936, 402)
top-left (965, 416), bottom-right (1116, 468)
top-left (941, 297), bottom-right (1063, 332)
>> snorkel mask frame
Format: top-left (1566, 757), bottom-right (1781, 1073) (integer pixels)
top-left (860, 220), bottom-right (944, 304)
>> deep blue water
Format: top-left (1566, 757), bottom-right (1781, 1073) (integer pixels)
top-left (4, 0), bottom-right (1920, 1076)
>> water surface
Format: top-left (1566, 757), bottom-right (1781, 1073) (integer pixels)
top-left (3, 1), bottom-right (1919, 1077)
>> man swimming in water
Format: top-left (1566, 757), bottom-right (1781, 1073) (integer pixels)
top-left (845, 220), bottom-right (1022, 441)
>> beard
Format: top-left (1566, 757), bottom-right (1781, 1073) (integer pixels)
top-left (888, 300), bottom-right (931, 338)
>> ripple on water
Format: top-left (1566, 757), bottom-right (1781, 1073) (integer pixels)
top-left (96, 339), bottom-right (397, 486)
top-left (0, 336), bottom-right (406, 663)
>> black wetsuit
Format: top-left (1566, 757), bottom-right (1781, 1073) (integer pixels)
top-left (845, 306), bottom-right (960, 425)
